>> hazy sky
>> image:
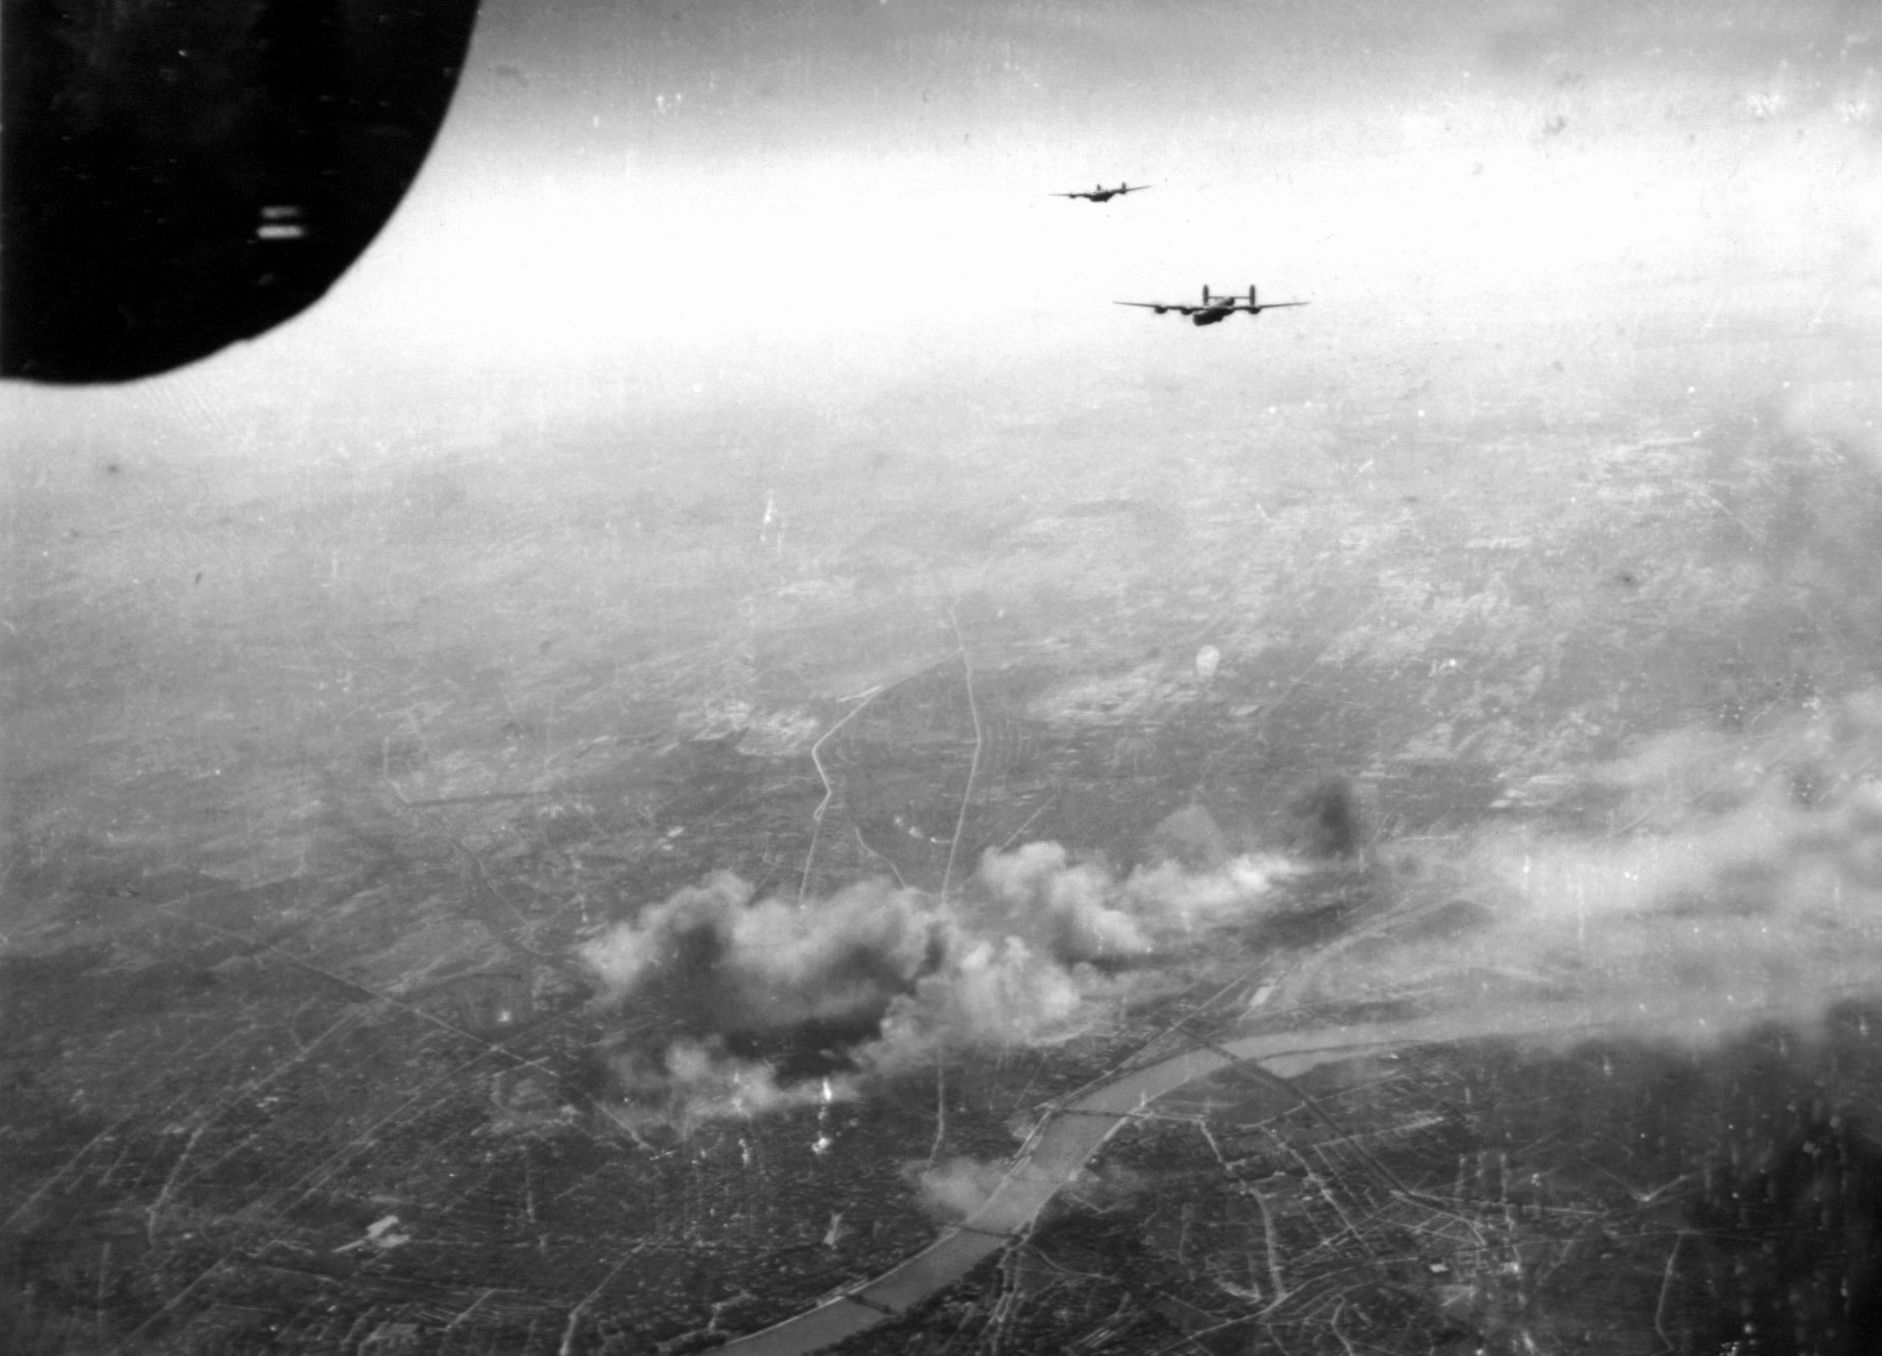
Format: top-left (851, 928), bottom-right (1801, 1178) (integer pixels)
top-left (5, 0), bottom-right (1878, 451)
top-left (378, 1), bottom-right (1878, 353)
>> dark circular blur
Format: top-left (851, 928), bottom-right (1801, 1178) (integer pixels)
top-left (1, 0), bottom-right (481, 383)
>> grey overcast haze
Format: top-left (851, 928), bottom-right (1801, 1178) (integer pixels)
top-left (6, 2), bottom-right (1882, 1354)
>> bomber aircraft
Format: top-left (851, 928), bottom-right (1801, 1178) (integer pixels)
top-left (1115, 283), bottom-right (1308, 327)
top-left (1052, 181), bottom-right (1151, 202)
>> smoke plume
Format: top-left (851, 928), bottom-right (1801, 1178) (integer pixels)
top-left (909, 1155), bottom-right (1011, 1222)
top-left (1315, 689), bottom-right (1882, 1029)
top-left (578, 843), bottom-right (1301, 1124)
top-left (580, 693), bottom-right (1882, 1129)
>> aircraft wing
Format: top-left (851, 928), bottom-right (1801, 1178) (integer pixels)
top-left (1114, 301), bottom-right (1193, 312)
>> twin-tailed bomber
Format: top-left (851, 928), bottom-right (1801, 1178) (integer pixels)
top-left (1050, 181), bottom-right (1152, 202)
top-left (1047, 183), bottom-right (1307, 325)
top-left (1114, 283), bottom-right (1309, 327)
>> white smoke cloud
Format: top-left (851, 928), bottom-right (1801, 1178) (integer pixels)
top-left (578, 843), bottom-right (1303, 1125)
top-left (1308, 689), bottom-right (1882, 1029)
top-left (861, 932), bottom-right (1094, 1077)
top-left (579, 691), bottom-right (1882, 1132)
top-left (580, 870), bottom-right (942, 1030)
top-left (977, 840), bottom-right (1302, 962)
top-left (978, 841), bottom-right (1153, 960)
top-left (905, 1153), bottom-right (1082, 1226)
top-left (580, 870), bottom-right (755, 1003)
top-left (909, 1155), bottom-right (1011, 1222)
